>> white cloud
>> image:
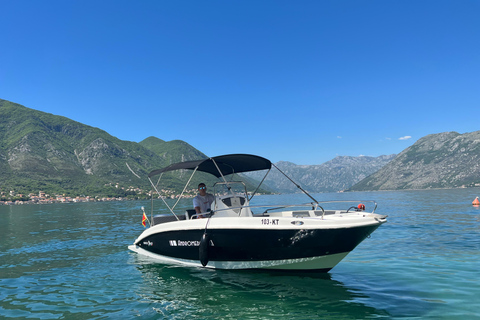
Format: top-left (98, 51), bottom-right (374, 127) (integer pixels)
top-left (385, 137), bottom-right (392, 140)
top-left (337, 136), bottom-right (342, 139)
top-left (399, 136), bottom-right (412, 140)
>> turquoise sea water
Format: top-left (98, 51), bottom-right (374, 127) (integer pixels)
top-left (1, 189), bottom-right (479, 319)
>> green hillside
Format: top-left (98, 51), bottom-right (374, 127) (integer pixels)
top-left (0, 99), bottom-right (209, 197)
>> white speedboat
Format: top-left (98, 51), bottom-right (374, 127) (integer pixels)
top-left (128, 154), bottom-right (387, 271)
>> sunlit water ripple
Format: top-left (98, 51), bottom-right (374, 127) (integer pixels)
top-left (1, 189), bottom-right (479, 319)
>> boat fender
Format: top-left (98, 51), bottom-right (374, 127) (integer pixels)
top-left (473, 197), bottom-right (480, 206)
top-left (199, 233), bottom-right (210, 267)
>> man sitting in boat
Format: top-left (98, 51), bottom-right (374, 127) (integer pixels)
top-left (193, 183), bottom-right (215, 218)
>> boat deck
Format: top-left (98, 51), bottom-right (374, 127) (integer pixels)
top-left (151, 208), bottom-right (374, 226)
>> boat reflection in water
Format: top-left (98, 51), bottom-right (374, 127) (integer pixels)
top-left (134, 261), bottom-right (392, 319)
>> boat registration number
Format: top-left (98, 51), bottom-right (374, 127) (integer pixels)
top-left (261, 218), bottom-right (279, 225)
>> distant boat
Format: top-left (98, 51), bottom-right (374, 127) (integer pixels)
top-left (128, 154), bottom-right (387, 272)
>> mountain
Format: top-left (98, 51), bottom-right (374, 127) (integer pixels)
top-left (0, 99), bottom-right (197, 195)
top-left (244, 155), bottom-right (396, 193)
top-left (0, 99), bottom-right (271, 197)
top-left (349, 131), bottom-right (480, 191)
top-left (13, 98), bottom-right (480, 197)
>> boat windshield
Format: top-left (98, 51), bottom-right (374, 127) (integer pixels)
top-left (213, 181), bottom-right (248, 198)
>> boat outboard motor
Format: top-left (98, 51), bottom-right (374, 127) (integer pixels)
top-left (199, 232), bottom-right (210, 267)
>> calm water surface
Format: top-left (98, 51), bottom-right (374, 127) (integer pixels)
top-left (1, 189), bottom-right (479, 319)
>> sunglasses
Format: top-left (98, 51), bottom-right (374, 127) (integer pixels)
top-left (199, 187), bottom-right (206, 190)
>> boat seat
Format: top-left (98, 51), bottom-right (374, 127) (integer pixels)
top-left (185, 209), bottom-right (196, 219)
top-left (152, 213), bottom-right (186, 225)
top-left (314, 210), bottom-right (339, 216)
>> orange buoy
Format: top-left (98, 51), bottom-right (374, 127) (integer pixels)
top-left (473, 197), bottom-right (480, 206)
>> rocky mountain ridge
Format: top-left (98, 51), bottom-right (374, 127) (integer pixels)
top-left (4, 98), bottom-right (478, 196)
top-left (349, 131), bottom-right (480, 191)
top-left (245, 155), bottom-right (396, 193)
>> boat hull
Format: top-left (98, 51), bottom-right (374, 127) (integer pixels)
top-left (128, 221), bottom-right (382, 271)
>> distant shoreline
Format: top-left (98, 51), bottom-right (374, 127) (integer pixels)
top-left (0, 197), bottom-right (131, 206)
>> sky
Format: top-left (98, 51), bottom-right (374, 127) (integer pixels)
top-left (1, 0), bottom-right (479, 165)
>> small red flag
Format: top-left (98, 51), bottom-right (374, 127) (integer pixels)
top-left (142, 212), bottom-right (147, 227)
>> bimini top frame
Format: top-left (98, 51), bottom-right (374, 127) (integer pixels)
top-left (147, 154), bottom-right (323, 221)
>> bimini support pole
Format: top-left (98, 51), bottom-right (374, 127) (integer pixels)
top-left (148, 174), bottom-right (180, 221)
top-left (271, 163), bottom-right (325, 217)
top-left (248, 167), bottom-right (271, 201)
top-left (171, 167), bottom-right (198, 211)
